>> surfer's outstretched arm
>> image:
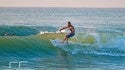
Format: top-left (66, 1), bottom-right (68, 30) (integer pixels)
top-left (60, 26), bottom-right (68, 31)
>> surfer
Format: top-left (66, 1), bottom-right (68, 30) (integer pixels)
top-left (60, 21), bottom-right (75, 43)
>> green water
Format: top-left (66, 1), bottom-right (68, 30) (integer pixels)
top-left (0, 33), bottom-right (125, 70)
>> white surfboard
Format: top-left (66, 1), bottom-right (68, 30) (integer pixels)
top-left (50, 39), bottom-right (68, 47)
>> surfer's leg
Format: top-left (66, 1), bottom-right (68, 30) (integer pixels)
top-left (66, 38), bottom-right (68, 43)
top-left (62, 33), bottom-right (75, 43)
top-left (62, 35), bottom-right (68, 43)
top-left (64, 33), bottom-right (71, 43)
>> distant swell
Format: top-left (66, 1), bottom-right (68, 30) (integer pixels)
top-left (0, 26), bottom-right (57, 36)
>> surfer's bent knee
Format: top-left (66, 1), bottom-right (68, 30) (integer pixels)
top-left (66, 33), bottom-right (75, 38)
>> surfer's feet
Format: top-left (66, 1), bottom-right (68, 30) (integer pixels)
top-left (61, 41), bottom-right (68, 44)
top-left (61, 42), bottom-right (64, 44)
top-left (65, 42), bottom-right (68, 43)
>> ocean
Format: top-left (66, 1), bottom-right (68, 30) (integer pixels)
top-left (0, 7), bottom-right (125, 70)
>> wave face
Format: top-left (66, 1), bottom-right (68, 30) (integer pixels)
top-left (0, 33), bottom-right (125, 58)
top-left (0, 32), bottom-right (125, 69)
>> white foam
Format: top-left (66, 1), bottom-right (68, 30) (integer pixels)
top-left (39, 31), bottom-right (54, 34)
top-left (40, 31), bottom-right (45, 34)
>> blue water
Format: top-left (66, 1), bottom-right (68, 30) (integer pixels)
top-left (0, 8), bottom-right (125, 34)
top-left (0, 7), bottom-right (125, 70)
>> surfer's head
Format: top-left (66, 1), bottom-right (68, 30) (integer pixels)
top-left (68, 21), bottom-right (71, 26)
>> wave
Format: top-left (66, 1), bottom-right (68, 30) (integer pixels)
top-left (0, 33), bottom-right (125, 59)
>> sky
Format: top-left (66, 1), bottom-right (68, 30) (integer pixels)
top-left (0, 0), bottom-right (125, 7)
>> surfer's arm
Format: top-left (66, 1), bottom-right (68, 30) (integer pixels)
top-left (60, 26), bottom-right (68, 31)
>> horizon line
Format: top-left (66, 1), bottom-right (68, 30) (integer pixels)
top-left (0, 6), bottom-right (125, 8)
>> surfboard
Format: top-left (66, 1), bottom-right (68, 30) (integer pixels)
top-left (50, 39), bottom-right (68, 47)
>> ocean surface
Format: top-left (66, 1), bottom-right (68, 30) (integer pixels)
top-left (0, 7), bottom-right (125, 70)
